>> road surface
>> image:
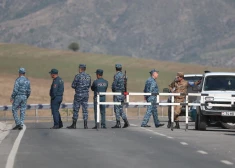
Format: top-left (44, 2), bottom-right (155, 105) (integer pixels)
top-left (0, 120), bottom-right (234, 168)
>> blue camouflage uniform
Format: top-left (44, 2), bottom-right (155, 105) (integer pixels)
top-left (91, 69), bottom-right (108, 128)
top-left (141, 69), bottom-right (164, 127)
top-left (49, 69), bottom-right (64, 129)
top-left (68, 64), bottom-right (91, 129)
top-left (111, 64), bottom-right (129, 128)
top-left (11, 68), bottom-right (31, 129)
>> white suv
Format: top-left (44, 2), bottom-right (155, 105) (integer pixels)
top-left (195, 72), bottom-right (235, 130)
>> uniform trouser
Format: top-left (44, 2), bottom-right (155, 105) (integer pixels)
top-left (113, 95), bottom-right (127, 121)
top-left (171, 98), bottom-right (184, 121)
top-left (73, 94), bottom-right (89, 120)
top-left (94, 96), bottom-right (106, 126)
top-left (12, 95), bottom-right (27, 126)
top-left (141, 97), bottom-right (160, 127)
top-left (51, 96), bottom-right (63, 126)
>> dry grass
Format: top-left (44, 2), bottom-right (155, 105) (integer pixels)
top-left (0, 43), bottom-right (234, 121)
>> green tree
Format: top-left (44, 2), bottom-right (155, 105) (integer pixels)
top-left (68, 42), bottom-right (79, 52)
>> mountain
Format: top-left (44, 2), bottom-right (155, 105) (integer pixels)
top-left (0, 0), bottom-right (235, 67)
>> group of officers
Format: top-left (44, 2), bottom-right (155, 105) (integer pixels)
top-left (10, 64), bottom-right (201, 130)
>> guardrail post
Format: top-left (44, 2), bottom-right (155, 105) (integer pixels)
top-left (35, 107), bottom-right (38, 123)
top-left (171, 96), bottom-right (174, 131)
top-left (126, 94), bottom-right (129, 117)
top-left (67, 108), bottom-right (69, 121)
top-left (185, 95), bottom-right (189, 131)
top-left (138, 107), bottom-right (140, 119)
top-left (96, 93), bottom-right (100, 130)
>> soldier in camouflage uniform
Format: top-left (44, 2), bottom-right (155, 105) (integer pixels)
top-left (91, 69), bottom-right (108, 129)
top-left (141, 69), bottom-right (164, 128)
top-left (49, 69), bottom-right (64, 129)
top-left (168, 72), bottom-right (201, 129)
top-left (111, 64), bottom-right (129, 128)
top-left (67, 64), bottom-right (91, 129)
top-left (10, 68), bottom-right (31, 130)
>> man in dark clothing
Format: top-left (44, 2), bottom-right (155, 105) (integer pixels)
top-left (91, 69), bottom-right (108, 129)
top-left (49, 68), bottom-right (64, 129)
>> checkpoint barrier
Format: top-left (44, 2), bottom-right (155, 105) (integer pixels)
top-left (96, 92), bottom-right (235, 131)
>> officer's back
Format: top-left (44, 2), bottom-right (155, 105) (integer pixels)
top-left (72, 65), bottom-right (91, 95)
top-left (91, 72), bottom-right (108, 97)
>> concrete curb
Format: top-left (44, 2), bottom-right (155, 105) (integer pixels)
top-left (0, 122), bottom-right (13, 145)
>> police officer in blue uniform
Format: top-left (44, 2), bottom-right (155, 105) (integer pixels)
top-left (91, 69), bottom-right (108, 129)
top-left (49, 68), bottom-right (64, 129)
top-left (141, 69), bottom-right (164, 128)
top-left (67, 64), bottom-right (91, 129)
top-left (11, 68), bottom-right (31, 130)
top-left (111, 64), bottom-right (129, 128)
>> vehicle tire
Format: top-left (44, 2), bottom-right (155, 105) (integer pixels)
top-left (221, 122), bottom-right (235, 129)
top-left (196, 107), bottom-right (207, 131)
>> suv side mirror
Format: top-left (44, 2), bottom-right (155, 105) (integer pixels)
top-left (163, 88), bottom-right (170, 93)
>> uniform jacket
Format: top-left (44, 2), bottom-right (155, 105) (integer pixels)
top-left (112, 71), bottom-right (125, 92)
top-left (11, 76), bottom-right (31, 100)
top-left (72, 72), bottom-right (91, 95)
top-left (91, 78), bottom-right (108, 98)
top-left (50, 76), bottom-right (64, 100)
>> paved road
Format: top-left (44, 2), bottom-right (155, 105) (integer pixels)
top-left (0, 120), bottom-right (234, 168)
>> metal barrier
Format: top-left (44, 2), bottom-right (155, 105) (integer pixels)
top-left (96, 92), bottom-right (235, 131)
top-left (0, 101), bottom-right (168, 122)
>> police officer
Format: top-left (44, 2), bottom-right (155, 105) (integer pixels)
top-left (168, 72), bottom-right (201, 129)
top-left (10, 68), bottom-right (31, 130)
top-left (141, 69), bottom-right (164, 128)
top-left (67, 64), bottom-right (91, 129)
top-left (111, 64), bottom-right (129, 128)
top-left (91, 69), bottom-right (108, 129)
top-left (49, 68), bottom-right (64, 129)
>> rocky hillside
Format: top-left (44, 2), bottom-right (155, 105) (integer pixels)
top-left (0, 0), bottom-right (235, 67)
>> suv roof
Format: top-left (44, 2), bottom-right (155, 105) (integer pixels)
top-left (184, 74), bottom-right (203, 77)
top-left (204, 72), bottom-right (235, 76)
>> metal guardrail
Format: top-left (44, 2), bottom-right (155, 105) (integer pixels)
top-left (96, 92), bottom-right (235, 131)
top-left (0, 100), bottom-right (169, 122)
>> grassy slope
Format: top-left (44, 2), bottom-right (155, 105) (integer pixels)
top-left (1, 43), bottom-right (235, 93)
top-left (1, 43), bottom-right (235, 119)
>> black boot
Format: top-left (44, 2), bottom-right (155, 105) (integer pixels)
top-left (122, 119), bottom-right (129, 128)
top-left (67, 119), bottom-right (77, 129)
top-left (174, 121), bottom-right (180, 129)
top-left (12, 125), bottom-right (21, 130)
top-left (84, 120), bottom-right (88, 129)
top-left (167, 121), bottom-right (171, 128)
top-left (112, 120), bottom-right (121, 128)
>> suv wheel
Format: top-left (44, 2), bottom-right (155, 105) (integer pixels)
top-left (196, 107), bottom-right (207, 131)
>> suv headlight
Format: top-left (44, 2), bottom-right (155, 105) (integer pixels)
top-left (205, 97), bottom-right (214, 101)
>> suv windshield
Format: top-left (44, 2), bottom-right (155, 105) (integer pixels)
top-left (203, 75), bottom-right (235, 91)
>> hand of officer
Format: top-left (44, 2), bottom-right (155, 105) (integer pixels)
top-left (10, 99), bottom-right (13, 103)
top-left (195, 80), bottom-right (201, 85)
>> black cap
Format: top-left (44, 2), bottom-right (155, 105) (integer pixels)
top-left (49, 68), bottom-right (58, 74)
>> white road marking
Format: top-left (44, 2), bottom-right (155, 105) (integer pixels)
top-left (197, 150), bottom-right (208, 155)
top-left (5, 125), bottom-right (26, 168)
top-left (180, 142), bottom-right (188, 145)
top-left (220, 160), bottom-right (234, 165)
top-left (167, 136), bottom-right (174, 139)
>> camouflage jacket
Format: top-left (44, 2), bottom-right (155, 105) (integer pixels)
top-left (11, 76), bottom-right (31, 99)
top-left (112, 71), bottom-right (125, 92)
top-left (72, 72), bottom-right (91, 95)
